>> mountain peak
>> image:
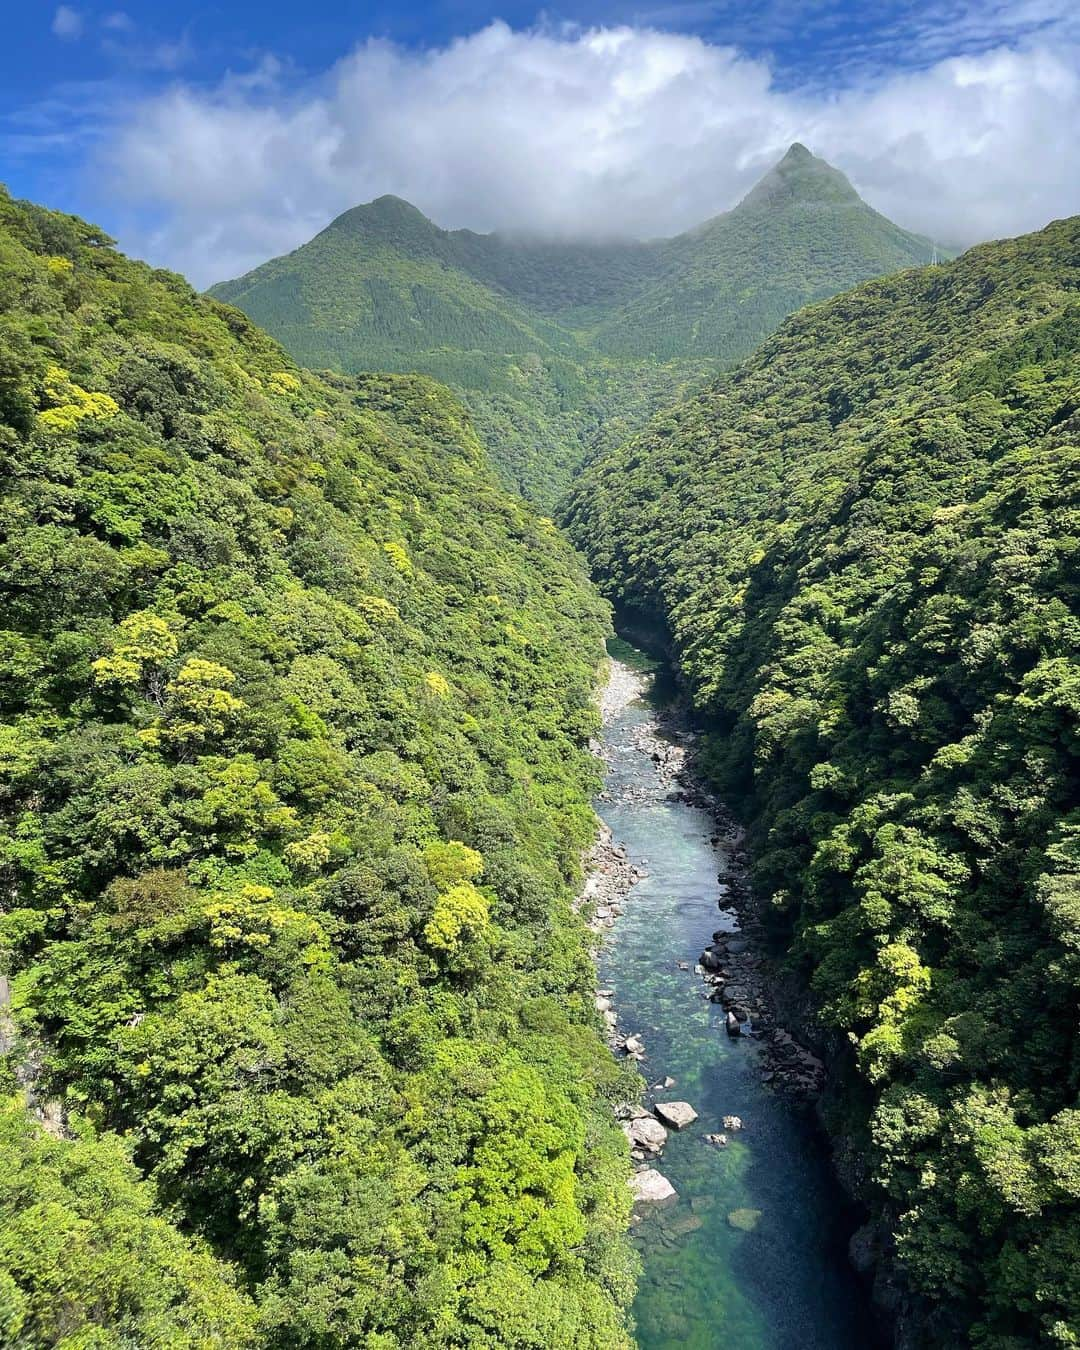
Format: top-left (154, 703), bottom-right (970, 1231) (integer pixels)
top-left (327, 194), bottom-right (439, 241)
top-left (735, 143), bottom-right (861, 214)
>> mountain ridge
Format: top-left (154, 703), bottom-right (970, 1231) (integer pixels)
top-left (210, 145), bottom-right (938, 503)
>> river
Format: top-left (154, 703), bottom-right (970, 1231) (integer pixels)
top-left (595, 640), bottom-right (877, 1350)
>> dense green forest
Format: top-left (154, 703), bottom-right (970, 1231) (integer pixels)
top-left (211, 145), bottom-right (933, 508)
top-left (566, 218), bottom-right (1080, 1345)
top-left (0, 186), bottom-right (643, 1347)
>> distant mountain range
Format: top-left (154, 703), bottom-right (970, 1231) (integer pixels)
top-left (211, 144), bottom-right (937, 505)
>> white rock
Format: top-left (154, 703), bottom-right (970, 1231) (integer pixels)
top-left (624, 1035), bottom-right (644, 1054)
top-left (629, 1168), bottom-right (677, 1205)
top-left (654, 1101), bottom-right (699, 1130)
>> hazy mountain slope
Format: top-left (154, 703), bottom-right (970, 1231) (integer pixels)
top-left (211, 196), bottom-right (681, 507)
top-left (566, 218), bottom-right (1080, 1346)
top-left (0, 186), bottom-right (636, 1348)
top-left (211, 146), bottom-right (934, 506)
top-left (210, 195), bottom-right (585, 364)
top-left (590, 144), bottom-right (936, 360)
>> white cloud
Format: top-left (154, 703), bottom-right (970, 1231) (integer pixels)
top-left (98, 21), bottom-right (1080, 286)
top-left (52, 6), bottom-right (84, 40)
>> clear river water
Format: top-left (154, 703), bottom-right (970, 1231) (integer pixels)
top-left (596, 641), bottom-right (878, 1350)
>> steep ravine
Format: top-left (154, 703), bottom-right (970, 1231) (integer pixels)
top-left (588, 640), bottom-right (878, 1349)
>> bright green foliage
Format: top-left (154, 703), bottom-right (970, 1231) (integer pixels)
top-left (423, 882), bottom-right (492, 971)
top-left (424, 839), bottom-right (484, 889)
top-left (210, 146), bottom-right (933, 507)
top-left (91, 610), bottom-right (179, 691)
top-left (0, 1097), bottom-right (259, 1347)
top-left (0, 185), bottom-right (637, 1347)
top-left (567, 216), bottom-right (1080, 1344)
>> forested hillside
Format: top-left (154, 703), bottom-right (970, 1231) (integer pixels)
top-left (589, 144), bottom-right (934, 362)
top-left (207, 195), bottom-right (698, 508)
top-left (566, 219), bottom-right (1080, 1345)
top-left (211, 146), bottom-right (933, 507)
top-left (0, 186), bottom-right (639, 1347)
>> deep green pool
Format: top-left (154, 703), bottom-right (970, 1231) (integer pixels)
top-left (597, 641), bottom-right (877, 1350)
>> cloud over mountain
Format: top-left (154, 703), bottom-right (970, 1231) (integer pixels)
top-left (102, 21), bottom-right (1080, 286)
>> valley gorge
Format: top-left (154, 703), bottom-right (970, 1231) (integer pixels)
top-left (209, 144), bottom-right (935, 510)
top-left (0, 144), bottom-right (1077, 1350)
top-left (588, 642), bottom-right (880, 1349)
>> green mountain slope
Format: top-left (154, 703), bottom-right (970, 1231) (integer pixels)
top-left (0, 186), bottom-right (638, 1347)
top-left (589, 144), bottom-right (935, 361)
top-left (565, 220), bottom-right (1080, 1345)
top-left (208, 195), bottom-right (670, 508)
top-left (211, 145), bottom-right (934, 506)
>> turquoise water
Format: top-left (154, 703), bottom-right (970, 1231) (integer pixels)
top-left (597, 642), bottom-right (876, 1350)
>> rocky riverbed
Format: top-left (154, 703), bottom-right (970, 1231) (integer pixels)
top-left (581, 655), bottom-right (829, 1101)
top-left (583, 640), bottom-right (876, 1349)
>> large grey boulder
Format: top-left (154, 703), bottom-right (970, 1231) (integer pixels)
top-left (623, 1115), bottom-right (668, 1154)
top-left (654, 1100), bottom-right (698, 1130)
top-left (629, 1168), bottom-right (677, 1205)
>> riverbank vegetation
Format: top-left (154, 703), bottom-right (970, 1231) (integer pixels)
top-left (567, 218), bottom-right (1080, 1345)
top-left (0, 186), bottom-right (640, 1347)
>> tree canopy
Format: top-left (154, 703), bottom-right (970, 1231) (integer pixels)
top-left (567, 216), bottom-right (1080, 1346)
top-left (0, 185), bottom-right (637, 1347)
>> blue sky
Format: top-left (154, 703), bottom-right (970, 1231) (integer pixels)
top-left (3, 2), bottom-right (1079, 283)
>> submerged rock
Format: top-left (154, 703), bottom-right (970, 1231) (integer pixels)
top-left (727, 1207), bottom-right (763, 1232)
top-left (664, 1213), bottom-right (705, 1237)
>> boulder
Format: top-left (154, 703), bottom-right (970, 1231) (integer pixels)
top-left (848, 1221), bottom-right (878, 1275)
top-left (614, 1103), bottom-right (651, 1121)
top-left (623, 1115), bottom-right (668, 1154)
top-left (727, 1207), bottom-right (762, 1232)
top-left (722, 1114), bottom-right (743, 1131)
top-left (629, 1168), bottom-right (677, 1206)
top-left (654, 1100), bottom-right (698, 1130)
